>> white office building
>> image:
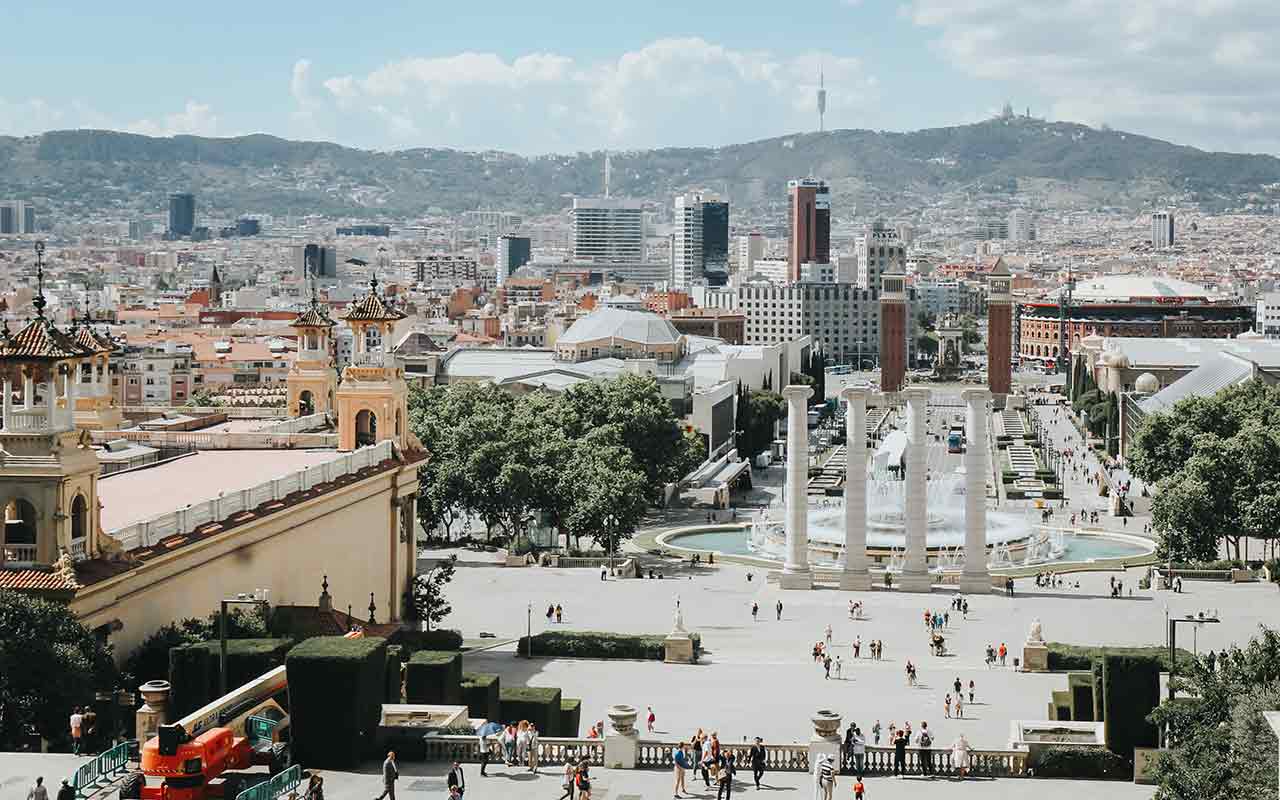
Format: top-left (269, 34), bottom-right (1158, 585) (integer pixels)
top-left (855, 221), bottom-right (906, 290)
top-left (1152, 210), bottom-right (1175, 250)
top-left (736, 233), bottom-right (765, 274)
top-left (1008, 209), bottom-right (1036, 243)
top-left (571, 197), bottom-right (645, 264)
top-left (1257, 292), bottom-right (1280, 339)
top-left (672, 193), bottom-right (706, 289)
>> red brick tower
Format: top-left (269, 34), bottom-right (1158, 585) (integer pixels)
top-left (987, 257), bottom-right (1013, 397)
top-left (879, 260), bottom-right (907, 393)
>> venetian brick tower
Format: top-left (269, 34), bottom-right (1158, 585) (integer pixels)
top-left (987, 258), bottom-right (1013, 397)
top-left (879, 260), bottom-right (907, 393)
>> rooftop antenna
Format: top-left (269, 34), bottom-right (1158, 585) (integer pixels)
top-left (604, 151), bottom-right (612, 198)
top-left (817, 66), bottom-right (827, 133)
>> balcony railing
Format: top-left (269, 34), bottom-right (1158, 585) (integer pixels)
top-left (2, 543), bottom-right (38, 565)
top-left (351, 351), bottom-right (389, 367)
top-left (6, 409), bottom-right (52, 433)
top-left (69, 539), bottom-right (87, 561)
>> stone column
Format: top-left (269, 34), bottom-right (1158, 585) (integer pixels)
top-left (135, 680), bottom-right (171, 744)
top-left (65, 365), bottom-right (78, 428)
top-left (23, 370), bottom-right (33, 410)
top-left (897, 388), bottom-right (933, 592)
top-left (961, 388), bottom-right (992, 593)
top-left (840, 388), bottom-right (872, 590)
top-left (2, 376), bottom-right (10, 430)
top-left (603, 704), bottom-right (640, 769)
top-left (780, 385), bottom-right (813, 590)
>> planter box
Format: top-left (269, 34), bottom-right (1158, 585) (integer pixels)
top-left (1230, 568), bottom-right (1255, 583)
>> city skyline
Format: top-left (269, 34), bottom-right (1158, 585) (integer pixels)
top-left (1, 1), bottom-right (1278, 156)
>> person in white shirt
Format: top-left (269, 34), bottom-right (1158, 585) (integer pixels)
top-left (69, 708), bottom-right (85, 755)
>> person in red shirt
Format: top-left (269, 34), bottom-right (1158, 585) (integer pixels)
top-left (853, 778), bottom-right (865, 799)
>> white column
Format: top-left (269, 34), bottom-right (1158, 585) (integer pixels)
top-left (65, 364), bottom-right (79, 428)
top-left (840, 388), bottom-right (873, 590)
top-left (961, 388), bottom-right (992, 593)
top-left (780, 384), bottom-right (813, 590)
top-left (2, 376), bottom-right (11, 430)
top-left (23, 372), bottom-right (33, 410)
top-left (897, 387), bottom-right (933, 592)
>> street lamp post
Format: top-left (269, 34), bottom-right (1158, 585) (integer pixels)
top-left (1168, 613), bottom-right (1219, 701)
top-left (526, 603), bottom-right (533, 659)
top-left (220, 591), bottom-right (270, 699)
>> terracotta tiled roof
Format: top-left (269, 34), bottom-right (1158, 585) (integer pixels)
top-left (72, 325), bottom-right (116, 354)
top-left (0, 568), bottom-right (79, 592)
top-left (292, 300), bottom-right (336, 329)
top-left (0, 318), bottom-right (95, 360)
top-left (342, 280), bottom-right (406, 323)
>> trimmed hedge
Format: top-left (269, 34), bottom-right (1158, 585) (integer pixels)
top-left (385, 645), bottom-right (408, 704)
top-left (388, 628), bottom-right (464, 653)
top-left (405, 650), bottom-right (462, 705)
top-left (169, 638), bottom-right (293, 718)
top-left (287, 636), bottom-right (387, 769)
top-left (1046, 643), bottom-right (1190, 673)
top-left (499, 686), bottom-right (562, 735)
top-left (1031, 746), bottom-right (1127, 779)
top-left (516, 631), bottom-right (702, 661)
top-left (1068, 673), bottom-right (1095, 722)
top-left (560, 698), bottom-right (582, 737)
top-left (1102, 654), bottom-right (1161, 764)
top-left (461, 673), bottom-right (500, 722)
top-left (1091, 660), bottom-right (1105, 723)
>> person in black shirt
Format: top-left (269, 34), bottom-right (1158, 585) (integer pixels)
top-left (749, 737), bottom-right (767, 788)
top-left (893, 730), bottom-right (907, 776)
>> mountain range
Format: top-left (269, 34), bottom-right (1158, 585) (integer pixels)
top-left (3, 116), bottom-right (1280, 221)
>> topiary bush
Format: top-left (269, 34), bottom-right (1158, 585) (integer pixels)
top-left (388, 628), bottom-right (464, 653)
top-left (516, 631), bottom-right (702, 661)
top-left (1068, 673), bottom-right (1095, 722)
top-left (168, 638), bottom-right (293, 718)
top-left (385, 645), bottom-right (408, 704)
top-left (1031, 746), bottom-right (1127, 779)
top-left (499, 686), bottom-right (562, 735)
top-left (287, 636), bottom-right (387, 769)
top-left (461, 673), bottom-right (500, 722)
top-left (405, 650), bottom-right (462, 705)
top-left (1102, 654), bottom-right (1161, 764)
top-left (1046, 643), bottom-right (1189, 673)
top-left (560, 698), bottom-right (582, 737)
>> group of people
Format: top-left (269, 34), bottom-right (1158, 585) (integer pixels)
top-left (672, 730), bottom-right (746, 799)
top-left (943, 676), bottom-right (975, 718)
top-left (984, 642), bottom-right (1009, 667)
top-left (544, 604), bottom-right (565, 624)
top-left (483, 721), bottom-right (541, 774)
top-left (1108, 574), bottom-right (1128, 598)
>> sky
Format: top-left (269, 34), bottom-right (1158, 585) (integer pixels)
top-left (3, 0), bottom-right (1279, 156)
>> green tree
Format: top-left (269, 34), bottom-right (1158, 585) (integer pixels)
top-left (736, 390), bottom-right (785, 461)
top-left (1149, 627), bottom-right (1280, 800)
top-left (403, 555), bottom-right (458, 631)
top-left (0, 591), bottom-right (116, 749)
top-left (562, 432), bottom-right (651, 554)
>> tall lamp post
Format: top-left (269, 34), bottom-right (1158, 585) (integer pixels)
top-left (1167, 612), bottom-right (1219, 701)
top-left (220, 590), bottom-right (270, 698)
top-left (526, 603), bottom-right (533, 659)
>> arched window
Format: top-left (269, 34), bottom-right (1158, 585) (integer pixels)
top-left (356, 409), bottom-right (377, 446)
top-left (364, 327), bottom-right (382, 353)
top-left (71, 494), bottom-right (88, 542)
top-left (3, 499), bottom-right (38, 563)
top-left (299, 390), bottom-right (314, 416)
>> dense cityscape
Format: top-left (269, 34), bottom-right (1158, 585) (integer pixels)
top-left (3, 7), bottom-right (1280, 800)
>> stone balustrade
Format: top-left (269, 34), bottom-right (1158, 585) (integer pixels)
top-left (423, 736), bottom-right (604, 767)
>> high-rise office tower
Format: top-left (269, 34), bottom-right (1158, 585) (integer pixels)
top-left (571, 197), bottom-right (644, 264)
top-left (1152, 210), bottom-right (1175, 249)
top-left (295, 244), bottom-right (338, 279)
top-left (879, 259), bottom-right (907, 393)
top-left (497, 235), bottom-right (531, 287)
top-left (736, 233), bottom-right (765, 274)
top-left (168, 193), bottom-right (195, 238)
top-left (856, 221), bottom-right (905, 290)
top-left (701, 199), bottom-right (729, 285)
top-left (0, 205), bottom-right (13, 235)
top-left (1008, 209), bottom-right (1036, 243)
top-left (986, 258), bottom-right (1013, 397)
top-left (672, 193), bottom-right (706, 289)
top-left (787, 179), bottom-right (830, 282)
top-left (1, 201), bottom-right (34, 234)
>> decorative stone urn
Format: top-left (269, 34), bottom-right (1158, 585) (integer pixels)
top-left (136, 680), bottom-right (172, 743)
top-left (607, 704), bottom-right (639, 735)
top-left (808, 709), bottom-right (843, 766)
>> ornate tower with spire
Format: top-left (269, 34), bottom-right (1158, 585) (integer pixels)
top-left (0, 242), bottom-right (108, 570)
top-left (335, 277), bottom-right (409, 451)
top-left (817, 67), bottom-right (827, 133)
top-left (70, 300), bottom-right (124, 431)
top-left (287, 288), bottom-right (338, 419)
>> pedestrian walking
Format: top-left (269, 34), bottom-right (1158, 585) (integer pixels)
top-left (69, 707), bottom-right (84, 755)
top-left (528, 723), bottom-right (540, 772)
top-left (673, 741), bottom-right (692, 797)
top-left (824, 655), bottom-right (832, 679)
top-left (853, 778), bottom-right (865, 800)
top-left (955, 693), bottom-right (964, 719)
top-left (968, 679), bottom-right (975, 704)
top-left (559, 760), bottom-right (576, 800)
top-left (547, 604), bottom-right (554, 623)
top-left (944, 694), bottom-right (951, 718)
top-left (27, 778), bottom-right (48, 800)
top-left (752, 602), bottom-right (759, 621)
top-left (776, 601), bottom-right (783, 621)
top-left (647, 706), bottom-right (656, 733)
top-left (55, 781), bottom-right (74, 800)
top-left (825, 624), bottom-right (833, 649)
top-left (446, 762), bottom-right (465, 797)
top-left (871, 720), bottom-right (881, 746)
top-left (478, 730), bottom-right (491, 776)
top-left (716, 752), bottom-right (737, 800)
top-left (749, 737), bottom-right (767, 788)
top-left (999, 643), bottom-right (1007, 666)
top-left (305, 775), bottom-right (324, 800)
top-left (835, 656), bottom-right (843, 680)
top-left (555, 604), bottom-right (563, 623)
top-left (815, 753), bottom-right (836, 800)
top-left (853, 636), bottom-right (861, 659)
top-left (951, 733), bottom-right (973, 780)
top-left (575, 759), bottom-right (593, 800)
top-left (373, 751), bottom-right (398, 800)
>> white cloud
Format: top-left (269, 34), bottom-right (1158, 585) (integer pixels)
top-left (906, 0), bottom-right (1280, 153)
top-left (127, 100), bottom-right (220, 137)
top-left (299, 37), bottom-right (880, 152)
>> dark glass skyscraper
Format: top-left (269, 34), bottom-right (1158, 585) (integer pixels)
top-left (700, 200), bottom-right (729, 279)
top-left (168, 193), bottom-right (195, 237)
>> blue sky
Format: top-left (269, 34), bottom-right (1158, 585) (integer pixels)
top-left (3, 0), bottom-right (1277, 155)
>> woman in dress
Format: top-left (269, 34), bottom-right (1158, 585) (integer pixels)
top-left (951, 733), bottom-right (972, 779)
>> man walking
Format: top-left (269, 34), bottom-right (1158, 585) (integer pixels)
top-left (374, 751), bottom-right (398, 800)
top-left (55, 780), bottom-right (75, 800)
top-left (446, 762), bottom-right (464, 797)
top-left (749, 737), bottom-right (766, 789)
top-left (751, 602), bottom-right (758, 621)
top-left (27, 777), bottom-right (48, 800)
top-left (776, 600), bottom-right (783, 621)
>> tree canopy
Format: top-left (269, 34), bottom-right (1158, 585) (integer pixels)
top-left (409, 373), bottom-right (703, 550)
top-left (1149, 626), bottom-right (1280, 800)
top-left (0, 591), bottom-right (116, 749)
top-left (1128, 381), bottom-right (1280, 560)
